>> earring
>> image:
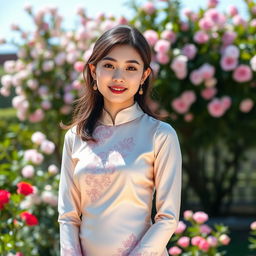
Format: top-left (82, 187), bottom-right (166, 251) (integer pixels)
top-left (93, 80), bottom-right (97, 91)
top-left (139, 83), bottom-right (143, 95)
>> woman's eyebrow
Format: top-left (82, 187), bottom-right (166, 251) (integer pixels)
top-left (102, 56), bottom-right (140, 65)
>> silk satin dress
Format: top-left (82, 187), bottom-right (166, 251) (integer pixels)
top-left (57, 101), bottom-right (182, 256)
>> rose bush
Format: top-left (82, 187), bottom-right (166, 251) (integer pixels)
top-left (168, 210), bottom-right (231, 255)
top-left (0, 120), bottom-right (60, 255)
top-left (0, 5), bottom-right (128, 162)
top-left (128, 0), bottom-right (256, 215)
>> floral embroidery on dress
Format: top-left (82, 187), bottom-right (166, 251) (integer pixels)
top-left (88, 125), bottom-right (114, 148)
top-left (84, 136), bottom-right (136, 203)
top-left (111, 137), bottom-right (135, 157)
top-left (113, 233), bottom-right (139, 256)
top-left (113, 233), bottom-right (166, 256)
top-left (85, 162), bottom-right (117, 203)
top-left (129, 238), bottom-right (166, 256)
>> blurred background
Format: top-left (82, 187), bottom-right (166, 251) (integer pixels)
top-left (0, 0), bottom-right (255, 255)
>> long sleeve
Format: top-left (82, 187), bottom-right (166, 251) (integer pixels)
top-left (57, 129), bottom-right (83, 256)
top-left (129, 122), bottom-right (182, 256)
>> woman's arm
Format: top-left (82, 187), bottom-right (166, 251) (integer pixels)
top-left (58, 129), bottom-right (83, 256)
top-left (129, 122), bottom-right (182, 256)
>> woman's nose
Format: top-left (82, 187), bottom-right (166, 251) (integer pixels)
top-left (112, 69), bottom-right (125, 82)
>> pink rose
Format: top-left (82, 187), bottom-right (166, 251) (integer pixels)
top-left (199, 63), bottom-right (215, 80)
top-left (28, 109), bottom-right (45, 123)
top-left (222, 31), bottom-right (237, 45)
top-left (154, 39), bottom-right (170, 54)
top-left (250, 19), bottom-right (256, 27)
top-left (24, 149), bottom-right (44, 165)
top-left (250, 221), bottom-right (256, 230)
top-left (142, 1), bottom-right (156, 14)
top-left (194, 31), bottom-right (210, 44)
top-left (208, 0), bottom-right (219, 8)
top-left (233, 65), bottom-right (253, 83)
top-left (191, 236), bottom-right (203, 246)
top-left (180, 22), bottom-right (189, 31)
top-left (182, 8), bottom-right (193, 18)
top-left (40, 140), bottom-right (55, 154)
top-left (201, 87), bottom-right (217, 100)
top-left (74, 61), bottom-right (85, 72)
top-left (171, 55), bottom-right (188, 72)
top-left (171, 98), bottom-right (190, 114)
top-left (143, 30), bottom-right (158, 46)
top-left (168, 246), bottom-right (182, 255)
top-left (182, 44), bottom-right (197, 60)
top-left (184, 113), bottom-right (194, 122)
top-left (199, 17), bottom-right (214, 30)
top-left (204, 9), bottom-right (226, 27)
top-left (175, 70), bottom-right (188, 80)
top-left (239, 98), bottom-right (254, 113)
top-left (220, 55), bottom-right (238, 71)
top-left (27, 79), bottom-right (39, 90)
top-left (198, 238), bottom-right (210, 252)
top-left (177, 236), bottom-right (190, 248)
top-left (31, 131), bottom-right (46, 145)
top-left (233, 14), bottom-right (247, 27)
top-left (175, 221), bottom-right (187, 234)
top-left (12, 95), bottom-right (26, 108)
top-left (193, 211), bottom-right (209, 224)
top-left (41, 100), bottom-right (52, 110)
top-left (207, 236), bottom-right (218, 247)
top-left (190, 70), bottom-right (204, 85)
top-left (183, 210), bottom-right (193, 220)
top-left (41, 191), bottom-right (58, 206)
top-left (161, 30), bottom-right (176, 43)
top-left (224, 45), bottom-right (240, 58)
top-left (64, 92), bottom-right (74, 104)
top-left (155, 52), bottom-right (169, 64)
top-left (181, 90), bottom-right (196, 105)
top-left (205, 77), bottom-right (217, 87)
top-left (21, 165), bottom-right (35, 178)
top-left (221, 96), bottom-right (232, 110)
top-left (208, 98), bottom-right (226, 117)
top-left (219, 234), bottom-right (231, 245)
top-left (227, 5), bottom-right (238, 17)
top-left (72, 80), bottom-right (83, 90)
top-left (48, 164), bottom-right (59, 174)
top-left (200, 224), bottom-right (212, 234)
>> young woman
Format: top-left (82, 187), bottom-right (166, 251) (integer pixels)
top-left (58, 24), bottom-right (182, 256)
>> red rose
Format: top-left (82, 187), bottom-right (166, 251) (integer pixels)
top-left (20, 211), bottom-right (39, 226)
top-left (16, 181), bottom-right (34, 196)
top-left (0, 189), bottom-right (11, 210)
top-left (15, 253), bottom-right (24, 256)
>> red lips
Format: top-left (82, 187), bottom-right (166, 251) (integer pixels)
top-left (109, 85), bottom-right (127, 89)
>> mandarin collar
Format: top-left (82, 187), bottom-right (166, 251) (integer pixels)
top-left (97, 101), bottom-right (145, 126)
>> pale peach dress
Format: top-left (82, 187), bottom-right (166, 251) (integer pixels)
top-left (58, 101), bottom-right (182, 256)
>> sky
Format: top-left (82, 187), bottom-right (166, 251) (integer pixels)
top-left (0, 0), bottom-right (248, 53)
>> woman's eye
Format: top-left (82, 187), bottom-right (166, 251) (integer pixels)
top-left (104, 63), bottom-right (114, 69)
top-left (127, 66), bottom-right (137, 71)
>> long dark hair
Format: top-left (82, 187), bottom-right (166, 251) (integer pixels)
top-left (60, 24), bottom-right (164, 142)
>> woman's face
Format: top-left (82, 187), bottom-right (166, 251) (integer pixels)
top-left (89, 44), bottom-right (151, 109)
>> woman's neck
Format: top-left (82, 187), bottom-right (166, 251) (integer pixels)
top-left (103, 100), bottom-right (135, 123)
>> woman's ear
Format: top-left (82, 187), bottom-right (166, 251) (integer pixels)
top-left (141, 67), bottom-right (151, 83)
top-left (88, 64), bottom-right (96, 79)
